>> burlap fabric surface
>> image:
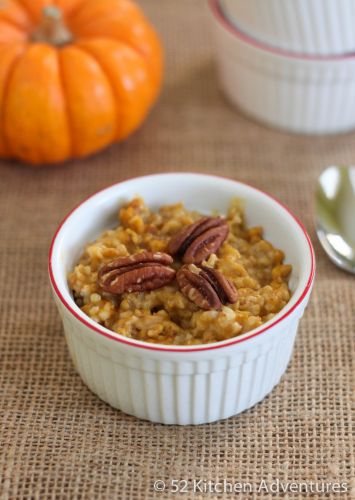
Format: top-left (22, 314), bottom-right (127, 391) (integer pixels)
top-left (0, 1), bottom-right (354, 499)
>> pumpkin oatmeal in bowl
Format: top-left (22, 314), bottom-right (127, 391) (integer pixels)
top-left (49, 173), bottom-right (315, 424)
top-left (68, 197), bottom-right (292, 346)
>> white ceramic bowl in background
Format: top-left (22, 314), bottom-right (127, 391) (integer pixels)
top-left (210, 0), bottom-right (355, 135)
top-left (49, 173), bottom-right (315, 425)
top-left (221, 0), bottom-right (355, 56)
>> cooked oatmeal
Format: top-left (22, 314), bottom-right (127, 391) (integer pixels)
top-left (68, 197), bottom-right (292, 345)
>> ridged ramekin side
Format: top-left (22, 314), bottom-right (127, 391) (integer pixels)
top-left (58, 299), bottom-right (303, 425)
top-left (220, 0), bottom-right (355, 56)
top-left (211, 5), bottom-right (355, 134)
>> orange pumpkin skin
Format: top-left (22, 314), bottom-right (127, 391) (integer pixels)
top-left (0, 0), bottom-right (163, 165)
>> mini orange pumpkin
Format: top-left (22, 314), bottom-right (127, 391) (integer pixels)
top-left (0, 0), bottom-right (163, 165)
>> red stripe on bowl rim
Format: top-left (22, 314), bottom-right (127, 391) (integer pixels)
top-left (210, 0), bottom-right (355, 62)
top-left (48, 173), bottom-right (315, 353)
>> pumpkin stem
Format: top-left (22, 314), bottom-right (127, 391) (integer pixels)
top-left (31, 6), bottom-right (73, 47)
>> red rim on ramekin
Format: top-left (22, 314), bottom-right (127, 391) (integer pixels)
top-left (210, 0), bottom-right (355, 61)
top-left (49, 173), bottom-right (315, 353)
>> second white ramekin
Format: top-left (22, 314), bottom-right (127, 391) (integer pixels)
top-left (210, 0), bottom-right (355, 135)
top-left (49, 173), bottom-right (315, 425)
top-left (220, 0), bottom-right (355, 56)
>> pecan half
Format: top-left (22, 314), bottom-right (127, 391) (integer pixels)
top-left (168, 217), bottom-right (229, 264)
top-left (98, 251), bottom-right (175, 294)
top-left (176, 264), bottom-right (238, 310)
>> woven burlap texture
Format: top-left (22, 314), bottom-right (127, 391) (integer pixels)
top-left (0, 1), bottom-right (354, 499)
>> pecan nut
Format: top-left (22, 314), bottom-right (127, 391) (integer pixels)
top-left (176, 264), bottom-right (238, 310)
top-left (98, 251), bottom-right (175, 294)
top-left (168, 217), bottom-right (229, 264)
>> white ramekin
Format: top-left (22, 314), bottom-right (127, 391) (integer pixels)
top-left (220, 0), bottom-right (355, 56)
top-left (210, 0), bottom-right (355, 135)
top-left (49, 173), bottom-right (315, 425)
